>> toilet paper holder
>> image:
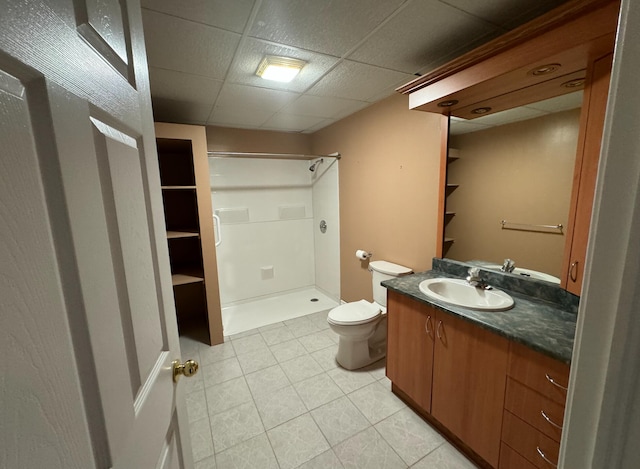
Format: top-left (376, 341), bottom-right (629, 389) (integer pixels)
top-left (355, 249), bottom-right (372, 260)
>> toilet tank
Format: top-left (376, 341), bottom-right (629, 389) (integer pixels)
top-left (369, 260), bottom-right (412, 307)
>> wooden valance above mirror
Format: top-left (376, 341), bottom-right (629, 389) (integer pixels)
top-left (397, 0), bottom-right (619, 120)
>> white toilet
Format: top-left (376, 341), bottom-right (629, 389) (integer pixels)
top-left (328, 260), bottom-right (412, 370)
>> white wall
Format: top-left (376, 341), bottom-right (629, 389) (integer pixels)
top-left (209, 157), bottom-right (340, 305)
top-left (312, 158), bottom-right (341, 301)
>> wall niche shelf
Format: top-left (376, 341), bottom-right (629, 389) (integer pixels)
top-left (167, 231), bottom-right (200, 239)
top-left (155, 123), bottom-right (224, 346)
top-left (442, 148), bottom-right (460, 255)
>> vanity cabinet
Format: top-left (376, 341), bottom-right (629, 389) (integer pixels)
top-left (387, 291), bottom-right (570, 468)
top-left (386, 291), bottom-right (509, 467)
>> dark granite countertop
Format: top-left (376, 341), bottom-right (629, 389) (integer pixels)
top-left (382, 268), bottom-right (577, 364)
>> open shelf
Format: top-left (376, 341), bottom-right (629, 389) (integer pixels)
top-left (167, 231), bottom-right (200, 239)
top-left (172, 273), bottom-right (205, 286)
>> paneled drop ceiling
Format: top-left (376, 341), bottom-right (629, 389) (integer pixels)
top-left (141, 0), bottom-right (570, 133)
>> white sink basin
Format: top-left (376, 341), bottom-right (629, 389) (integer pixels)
top-left (418, 278), bottom-right (514, 311)
top-left (479, 265), bottom-right (560, 284)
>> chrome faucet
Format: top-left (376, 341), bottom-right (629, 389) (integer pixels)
top-left (501, 258), bottom-right (516, 273)
top-left (466, 267), bottom-right (484, 288)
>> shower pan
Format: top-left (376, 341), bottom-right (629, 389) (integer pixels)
top-left (208, 152), bottom-right (341, 335)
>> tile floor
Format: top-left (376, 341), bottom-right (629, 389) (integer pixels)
top-left (180, 310), bottom-right (478, 469)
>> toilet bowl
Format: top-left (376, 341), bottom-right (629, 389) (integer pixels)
top-left (328, 260), bottom-right (412, 370)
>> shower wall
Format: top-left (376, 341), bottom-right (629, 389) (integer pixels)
top-left (209, 157), bottom-right (339, 306)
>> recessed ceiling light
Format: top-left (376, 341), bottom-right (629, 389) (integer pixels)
top-left (256, 56), bottom-right (306, 83)
top-left (437, 100), bottom-right (459, 107)
top-left (471, 107), bottom-right (492, 115)
top-left (528, 63), bottom-right (561, 76)
top-left (562, 78), bottom-right (586, 88)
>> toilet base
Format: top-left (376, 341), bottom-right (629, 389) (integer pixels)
top-left (335, 336), bottom-right (386, 371)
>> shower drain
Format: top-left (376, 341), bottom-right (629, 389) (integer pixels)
top-left (310, 298), bottom-right (319, 302)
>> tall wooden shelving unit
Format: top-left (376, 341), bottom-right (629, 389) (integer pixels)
top-left (155, 123), bottom-right (223, 346)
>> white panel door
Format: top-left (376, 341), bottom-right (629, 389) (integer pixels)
top-left (0, 1), bottom-right (193, 468)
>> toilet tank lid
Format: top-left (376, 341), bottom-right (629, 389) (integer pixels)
top-left (369, 260), bottom-right (412, 276)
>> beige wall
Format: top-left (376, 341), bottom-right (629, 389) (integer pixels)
top-left (206, 126), bottom-right (311, 153)
top-left (311, 94), bottom-right (443, 303)
top-left (447, 109), bottom-right (581, 277)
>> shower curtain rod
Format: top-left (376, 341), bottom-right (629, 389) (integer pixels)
top-left (207, 151), bottom-right (341, 161)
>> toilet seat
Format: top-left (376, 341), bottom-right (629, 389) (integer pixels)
top-left (328, 300), bottom-right (381, 326)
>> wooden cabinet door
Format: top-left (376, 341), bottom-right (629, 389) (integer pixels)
top-left (432, 311), bottom-right (509, 467)
top-left (562, 53), bottom-right (613, 295)
top-left (386, 291), bottom-right (435, 412)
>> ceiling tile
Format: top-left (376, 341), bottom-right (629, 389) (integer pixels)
top-left (208, 106), bottom-right (274, 127)
top-left (526, 91), bottom-right (583, 113)
top-left (501, 0), bottom-right (570, 30)
top-left (280, 95), bottom-right (369, 119)
top-left (142, 9), bottom-right (241, 79)
top-left (262, 113), bottom-right (328, 132)
top-left (439, 0), bottom-right (566, 28)
top-left (349, 0), bottom-right (499, 74)
top-left (151, 98), bottom-right (213, 125)
top-left (215, 84), bottom-right (299, 113)
top-left (307, 60), bottom-right (414, 102)
top-left (249, 0), bottom-right (405, 57)
top-left (226, 38), bottom-right (340, 93)
top-left (141, 0), bottom-right (255, 33)
top-left (303, 119), bottom-right (337, 133)
top-left (149, 67), bottom-right (223, 104)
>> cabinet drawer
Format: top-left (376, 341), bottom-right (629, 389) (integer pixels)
top-left (508, 342), bottom-right (570, 405)
top-left (504, 378), bottom-right (564, 442)
top-left (502, 411), bottom-right (560, 469)
top-left (499, 443), bottom-right (537, 469)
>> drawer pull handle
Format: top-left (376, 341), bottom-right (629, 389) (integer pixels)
top-left (536, 446), bottom-right (558, 467)
top-left (425, 316), bottom-right (432, 335)
top-left (541, 410), bottom-right (563, 429)
top-left (436, 320), bottom-right (443, 340)
top-left (569, 260), bottom-right (579, 282)
top-left (545, 373), bottom-right (568, 391)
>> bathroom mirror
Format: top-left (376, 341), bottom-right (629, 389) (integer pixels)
top-left (442, 91), bottom-right (583, 283)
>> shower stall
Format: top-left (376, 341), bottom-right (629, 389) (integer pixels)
top-left (208, 152), bottom-right (341, 336)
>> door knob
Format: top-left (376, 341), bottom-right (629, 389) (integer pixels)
top-left (172, 359), bottom-right (199, 382)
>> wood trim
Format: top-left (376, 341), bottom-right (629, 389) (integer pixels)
top-left (397, 0), bottom-right (617, 95)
